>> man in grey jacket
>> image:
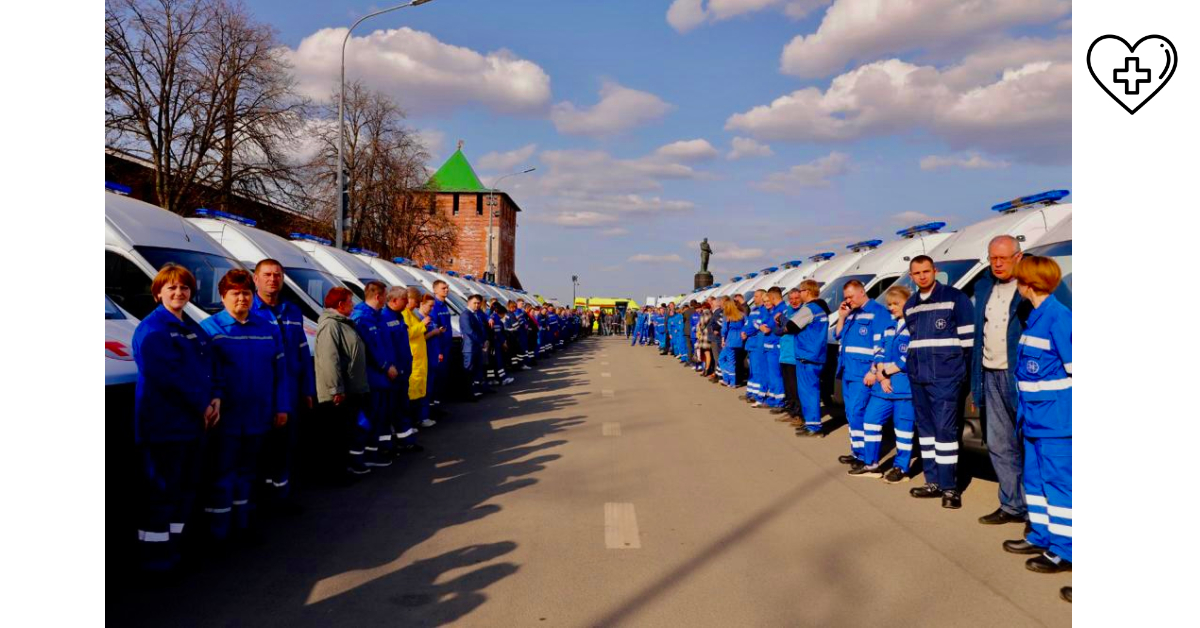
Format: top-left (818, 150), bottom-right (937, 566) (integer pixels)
top-left (315, 287), bottom-right (371, 479)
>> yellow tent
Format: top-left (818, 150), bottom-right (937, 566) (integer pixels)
top-left (574, 297), bottom-right (640, 313)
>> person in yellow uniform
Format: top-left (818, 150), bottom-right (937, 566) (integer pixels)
top-left (402, 288), bottom-right (441, 427)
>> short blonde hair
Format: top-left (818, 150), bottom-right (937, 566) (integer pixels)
top-left (1014, 255), bottom-right (1061, 295)
top-left (797, 279), bottom-right (821, 296)
top-left (884, 285), bottom-right (912, 306)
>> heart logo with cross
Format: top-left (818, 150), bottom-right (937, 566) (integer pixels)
top-left (1087, 35), bottom-right (1177, 114)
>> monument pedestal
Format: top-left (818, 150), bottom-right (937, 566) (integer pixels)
top-left (694, 271), bottom-right (713, 291)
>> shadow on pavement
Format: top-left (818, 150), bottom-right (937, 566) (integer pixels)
top-left (109, 340), bottom-right (595, 627)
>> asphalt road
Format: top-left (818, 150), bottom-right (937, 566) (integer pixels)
top-left (111, 335), bottom-right (1071, 627)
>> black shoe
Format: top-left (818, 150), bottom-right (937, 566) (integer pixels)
top-left (1060, 586), bottom-right (1072, 603)
top-left (941, 490), bottom-right (962, 509)
top-left (848, 464), bottom-right (884, 478)
top-left (882, 467), bottom-right (910, 484)
top-left (397, 443), bottom-right (425, 454)
top-left (1002, 539), bottom-right (1047, 555)
top-left (848, 459), bottom-right (865, 471)
top-left (794, 428), bottom-right (823, 438)
top-left (770, 407), bottom-right (788, 415)
top-left (978, 508), bottom-right (1025, 525)
top-left (837, 454), bottom-right (858, 465)
top-left (1026, 553), bottom-right (1072, 574)
top-left (910, 483), bottom-right (941, 498)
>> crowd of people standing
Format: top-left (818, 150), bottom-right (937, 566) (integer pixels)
top-left (630, 238), bottom-right (1072, 602)
top-left (130, 260), bottom-right (582, 574)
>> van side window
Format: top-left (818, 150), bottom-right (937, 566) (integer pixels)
top-left (106, 251), bottom-right (157, 319)
top-left (280, 282), bottom-right (319, 321)
top-left (867, 277), bottom-right (896, 300)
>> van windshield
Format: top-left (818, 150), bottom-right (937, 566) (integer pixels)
top-left (286, 267), bottom-right (361, 308)
top-left (105, 295), bottom-right (126, 320)
top-left (880, 259), bottom-right (979, 303)
top-left (819, 274), bottom-right (874, 308)
top-left (135, 246), bottom-right (242, 315)
top-left (1026, 240), bottom-right (1072, 309)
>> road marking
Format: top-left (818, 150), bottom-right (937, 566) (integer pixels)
top-left (602, 422), bottom-right (621, 436)
top-left (601, 389), bottom-right (615, 398)
top-left (601, 372), bottom-right (611, 378)
top-left (604, 503), bottom-right (641, 549)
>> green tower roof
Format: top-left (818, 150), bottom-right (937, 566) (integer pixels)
top-left (428, 148), bottom-right (486, 192)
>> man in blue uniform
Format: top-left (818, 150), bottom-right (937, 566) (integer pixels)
top-left (461, 294), bottom-right (488, 399)
top-left (428, 280), bottom-right (454, 408)
top-left (200, 269), bottom-right (289, 542)
top-left (251, 259), bottom-right (314, 512)
top-left (903, 256), bottom-right (975, 509)
top-left (835, 280), bottom-right (891, 468)
top-left (788, 280), bottom-right (830, 437)
top-left (774, 289), bottom-right (803, 419)
top-left (384, 287), bottom-right (425, 448)
top-left (352, 281), bottom-right (400, 466)
top-left (512, 300), bottom-right (533, 369)
top-left (657, 306), bottom-right (670, 355)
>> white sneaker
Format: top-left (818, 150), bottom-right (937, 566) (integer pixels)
top-left (502, 377), bottom-right (515, 385)
top-left (420, 419), bottom-right (436, 428)
top-left (521, 365), bottom-right (532, 371)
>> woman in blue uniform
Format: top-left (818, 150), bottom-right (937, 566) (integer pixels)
top-left (132, 264), bottom-right (218, 571)
top-left (851, 285), bottom-right (915, 480)
top-left (719, 300), bottom-right (746, 387)
top-left (1003, 255), bottom-right (1072, 579)
top-left (200, 269), bottom-right (289, 543)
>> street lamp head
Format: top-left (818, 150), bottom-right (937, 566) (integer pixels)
top-left (522, 167), bottom-right (536, 174)
top-left (412, 0), bottom-right (436, 5)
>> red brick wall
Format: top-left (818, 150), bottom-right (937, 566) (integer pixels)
top-left (433, 191), bottom-right (517, 285)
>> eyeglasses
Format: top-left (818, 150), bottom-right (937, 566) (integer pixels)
top-left (988, 255), bottom-right (1017, 263)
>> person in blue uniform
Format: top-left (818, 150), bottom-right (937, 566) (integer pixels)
top-left (742, 290), bottom-right (768, 404)
top-left (788, 280), bottom-right (831, 437)
top-left (774, 289), bottom-right (803, 419)
top-left (631, 308), bottom-right (644, 346)
top-left (903, 256), bottom-right (975, 509)
top-left (547, 307), bottom-right (562, 351)
top-left (755, 288), bottom-right (785, 408)
top-left (133, 264), bottom-right (218, 571)
top-left (251, 259), bottom-right (314, 511)
top-left (461, 294), bottom-right (488, 399)
top-left (513, 300), bottom-right (533, 369)
top-left (384, 287), bottom-right (424, 450)
top-left (351, 281), bottom-right (400, 466)
top-left (719, 300), bottom-right (746, 386)
top-left (1002, 256), bottom-right (1072, 576)
top-left (427, 280), bottom-right (454, 408)
top-left (656, 306), bottom-right (670, 355)
top-left (200, 269), bottom-right (289, 542)
top-left (835, 280), bottom-right (891, 469)
top-left (486, 300), bottom-right (513, 385)
top-left (848, 285), bottom-right (915, 478)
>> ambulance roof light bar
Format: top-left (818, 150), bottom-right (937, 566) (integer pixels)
top-left (290, 232), bottom-right (332, 246)
top-left (783, 259), bottom-right (803, 268)
top-left (896, 221), bottom-right (947, 238)
top-left (106, 181), bottom-right (132, 195)
top-left (732, 276), bottom-right (743, 282)
top-left (347, 247), bottom-right (378, 257)
top-left (195, 208), bottom-right (257, 227)
top-left (847, 239), bottom-right (883, 252)
top-left (810, 252), bottom-right (835, 261)
top-left (760, 266), bottom-right (779, 274)
top-left (991, 189), bottom-right (1069, 213)
top-left (746, 272), bottom-right (759, 278)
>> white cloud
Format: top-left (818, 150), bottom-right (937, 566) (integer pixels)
top-left (629, 254), bottom-right (683, 263)
top-left (892, 210), bottom-right (935, 225)
top-left (600, 227), bottom-right (629, 237)
top-left (550, 81), bottom-right (674, 137)
top-left (779, 0), bottom-right (1070, 78)
top-left (283, 27), bottom-right (551, 116)
top-left (654, 139), bottom-right (719, 162)
top-left (755, 152), bottom-right (851, 193)
top-left (919, 153), bottom-right (1010, 170)
top-left (478, 144), bottom-right (537, 172)
top-left (414, 128), bottom-right (445, 158)
top-left (667, 0), bottom-right (832, 33)
top-left (544, 211), bottom-right (620, 228)
top-left (727, 136), bottom-right (774, 160)
top-left (727, 37), bottom-right (1071, 164)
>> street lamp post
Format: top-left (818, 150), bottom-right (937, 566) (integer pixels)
top-left (572, 275), bottom-right (579, 309)
top-left (337, 0), bottom-right (435, 250)
top-left (486, 167), bottom-right (535, 282)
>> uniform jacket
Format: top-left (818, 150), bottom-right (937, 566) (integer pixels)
top-left (776, 302), bottom-right (800, 364)
top-left (201, 310), bottom-right (289, 436)
top-left (382, 306), bottom-right (414, 378)
top-left (252, 295), bottom-right (315, 404)
top-left (314, 308), bottom-right (369, 404)
top-left (787, 300), bottom-right (830, 365)
top-left (402, 308), bottom-right (429, 399)
top-left (872, 317), bottom-right (912, 399)
top-left (723, 316), bottom-right (746, 349)
top-left (430, 298), bottom-right (454, 357)
top-left (1016, 294), bottom-right (1072, 438)
top-left (970, 271), bottom-right (1032, 407)
top-left (837, 300), bottom-right (891, 380)
top-left (351, 302), bottom-right (396, 392)
top-left (132, 305), bottom-right (215, 443)
top-left (902, 282), bottom-right (975, 384)
top-left (761, 302), bottom-right (784, 351)
top-left (744, 305), bottom-right (767, 352)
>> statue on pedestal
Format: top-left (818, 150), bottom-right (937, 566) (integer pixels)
top-left (699, 238), bottom-right (713, 273)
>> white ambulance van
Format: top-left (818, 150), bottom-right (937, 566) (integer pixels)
top-left (1023, 214), bottom-right (1072, 309)
top-left (771, 253), bottom-right (836, 292)
top-left (288, 234), bottom-right (391, 302)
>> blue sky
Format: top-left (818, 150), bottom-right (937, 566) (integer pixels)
top-left (250, 0), bottom-right (1072, 303)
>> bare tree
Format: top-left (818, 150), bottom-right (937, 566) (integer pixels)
top-left (105, 0), bottom-right (305, 213)
top-left (303, 82), bottom-right (457, 261)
